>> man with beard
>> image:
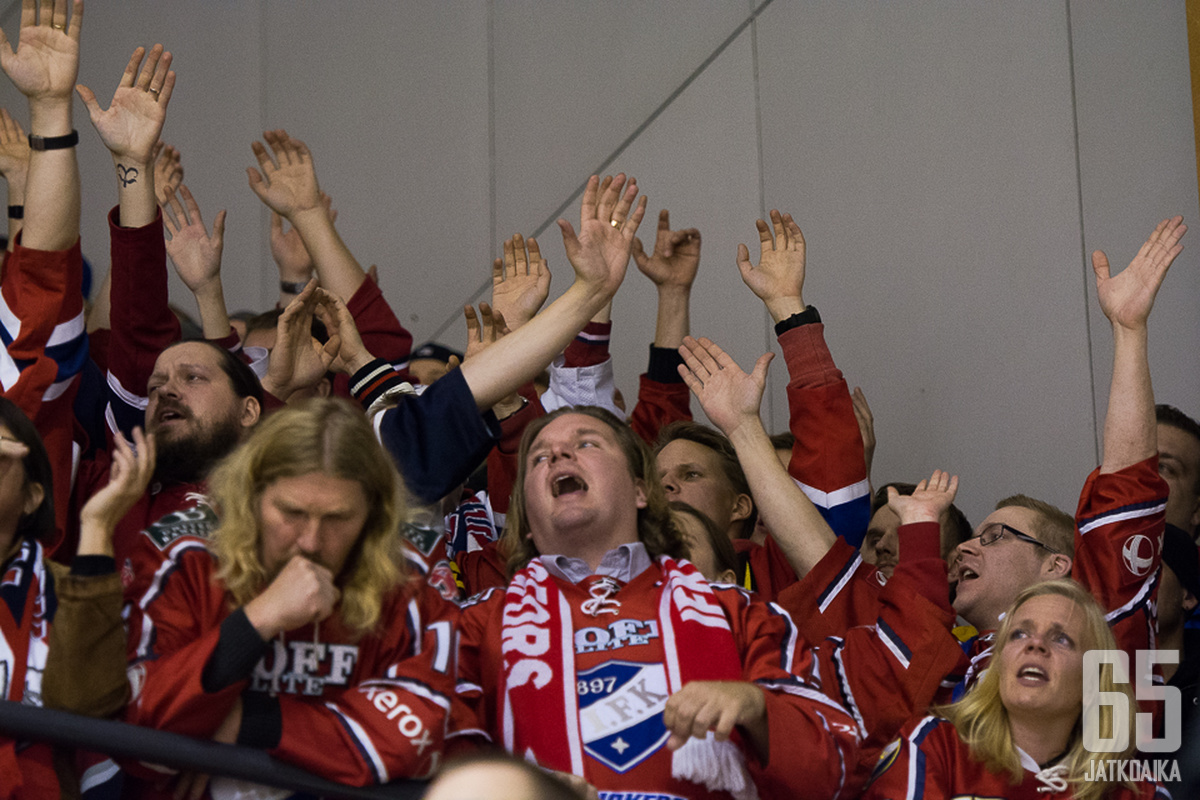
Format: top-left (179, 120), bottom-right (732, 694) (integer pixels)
top-left (73, 339), bottom-right (262, 607)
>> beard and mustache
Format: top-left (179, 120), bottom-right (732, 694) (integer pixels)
top-left (150, 399), bottom-right (244, 485)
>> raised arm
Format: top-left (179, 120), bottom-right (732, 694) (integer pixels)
top-left (0, 0), bottom-right (83, 251)
top-left (77, 43), bottom-right (174, 229)
top-left (737, 210), bottom-right (870, 545)
top-left (633, 208), bottom-right (700, 349)
top-left (270, 191), bottom-right (333, 306)
top-left (459, 174), bottom-right (645, 410)
top-left (162, 185), bottom-right (230, 339)
top-left (248, 130), bottom-right (366, 302)
top-left (678, 335), bottom-right (837, 576)
top-left (1093, 216), bottom-right (1186, 473)
top-left (0, 108), bottom-right (30, 250)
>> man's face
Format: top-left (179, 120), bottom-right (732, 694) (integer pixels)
top-left (861, 505), bottom-right (900, 579)
top-left (950, 506), bottom-right (1059, 631)
top-left (998, 594), bottom-right (1086, 725)
top-left (257, 472), bottom-right (370, 580)
top-left (146, 343), bottom-right (257, 482)
top-left (656, 439), bottom-right (746, 537)
top-left (522, 413), bottom-right (646, 556)
top-left (1158, 423), bottom-right (1200, 534)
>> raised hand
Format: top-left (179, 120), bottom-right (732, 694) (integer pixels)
top-left (663, 680), bottom-right (767, 752)
top-left (490, 233), bottom-right (550, 330)
top-left (736, 209), bottom-right (806, 323)
top-left (1092, 216), bottom-right (1186, 332)
top-left (677, 335), bottom-right (773, 439)
top-left (162, 185), bottom-right (225, 293)
top-left (0, 109), bottom-right (30, 190)
top-left (313, 289), bottom-right (373, 377)
top-left (260, 282), bottom-right (341, 401)
top-left (456, 302), bottom-right (510, 367)
top-left (887, 469), bottom-right (958, 526)
top-left (78, 427), bottom-right (155, 556)
top-left (556, 173), bottom-right (647, 299)
top-left (151, 141), bottom-right (182, 206)
top-left (632, 209), bottom-right (700, 290)
top-left (77, 44), bottom-right (174, 165)
top-left (0, 0), bottom-right (83, 101)
top-left (247, 129), bottom-right (322, 220)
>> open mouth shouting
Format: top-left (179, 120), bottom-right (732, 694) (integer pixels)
top-left (551, 472), bottom-right (589, 497)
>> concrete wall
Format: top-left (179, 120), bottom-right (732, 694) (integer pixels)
top-left (1, 0), bottom-right (1195, 525)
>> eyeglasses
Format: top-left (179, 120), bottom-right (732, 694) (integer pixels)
top-left (974, 522), bottom-right (1058, 554)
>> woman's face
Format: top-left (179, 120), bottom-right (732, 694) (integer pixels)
top-left (998, 593), bottom-right (1087, 723)
top-left (674, 510), bottom-right (736, 584)
top-left (0, 423), bottom-right (39, 554)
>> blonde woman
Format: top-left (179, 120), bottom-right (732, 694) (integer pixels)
top-left (864, 579), bottom-right (1166, 799)
top-left (126, 399), bottom-right (458, 793)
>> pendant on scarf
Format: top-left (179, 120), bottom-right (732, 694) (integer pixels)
top-left (581, 576), bottom-right (622, 617)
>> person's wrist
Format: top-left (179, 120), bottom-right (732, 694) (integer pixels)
top-left (287, 203), bottom-right (327, 229)
top-left (764, 296), bottom-right (805, 324)
top-left (27, 102), bottom-right (72, 137)
top-left (345, 351), bottom-right (374, 375)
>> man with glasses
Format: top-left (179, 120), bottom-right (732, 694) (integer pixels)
top-left (948, 216), bottom-right (1185, 694)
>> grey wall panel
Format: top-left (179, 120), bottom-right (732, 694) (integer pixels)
top-left (259, 1), bottom-right (491, 340)
top-left (1069, 0), bottom-right (1200, 430)
top-left (754, 1), bottom-right (1097, 525)
top-left (489, 2), bottom-right (769, 417)
top-left (0, 0), bottom-right (1193, 530)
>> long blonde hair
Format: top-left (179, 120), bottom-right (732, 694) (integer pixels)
top-left (939, 579), bottom-right (1138, 800)
top-left (208, 398), bottom-right (407, 634)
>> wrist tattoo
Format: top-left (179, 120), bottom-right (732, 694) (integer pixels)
top-left (117, 164), bottom-right (139, 187)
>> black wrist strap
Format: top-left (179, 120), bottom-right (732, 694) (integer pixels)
top-left (28, 130), bottom-right (79, 151)
top-left (7, 205), bottom-right (23, 220)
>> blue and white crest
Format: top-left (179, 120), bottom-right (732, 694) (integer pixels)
top-left (577, 661), bottom-right (670, 773)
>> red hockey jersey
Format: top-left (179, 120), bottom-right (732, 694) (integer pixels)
top-left (128, 541), bottom-right (458, 787)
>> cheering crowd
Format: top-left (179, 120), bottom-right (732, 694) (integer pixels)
top-left (0, 3), bottom-right (1196, 799)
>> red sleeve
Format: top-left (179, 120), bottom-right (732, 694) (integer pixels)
top-left (106, 207), bottom-right (180, 441)
top-left (561, 321), bottom-right (611, 367)
top-left (265, 582), bottom-right (457, 784)
top-left (1, 235), bottom-right (86, 551)
top-left (780, 321), bottom-right (870, 546)
top-left (721, 588), bottom-right (861, 799)
top-left (126, 541), bottom-right (239, 739)
top-left (776, 537), bottom-right (883, 642)
top-left (485, 384), bottom-right (543, 515)
top-left (629, 375), bottom-right (691, 445)
top-left (1073, 456), bottom-right (1169, 657)
top-left (734, 538), bottom-right (798, 603)
top-left (331, 276), bottom-right (413, 398)
top-left (811, 526), bottom-right (964, 792)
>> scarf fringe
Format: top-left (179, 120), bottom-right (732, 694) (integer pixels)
top-left (672, 733), bottom-right (759, 800)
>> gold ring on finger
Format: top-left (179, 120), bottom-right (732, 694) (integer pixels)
top-left (610, 219), bottom-right (620, 228)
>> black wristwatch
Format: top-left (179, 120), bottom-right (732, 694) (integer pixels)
top-left (28, 130), bottom-right (79, 151)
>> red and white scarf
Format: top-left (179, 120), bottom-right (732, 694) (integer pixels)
top-left (0, 539), bottom-right (51, 705)
top-left (500, 554), bottom-right (758, 798)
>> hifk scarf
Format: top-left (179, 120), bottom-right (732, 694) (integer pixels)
top-left (500, 554), bottom-right (759, 799)
top-left (0, 539), bottom-right (55, 798)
